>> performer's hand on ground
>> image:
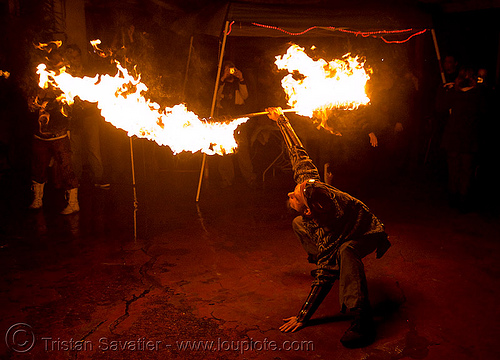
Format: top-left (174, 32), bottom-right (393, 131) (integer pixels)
top-left (368, 132), bottom-right (378, 147)
top-left (280, 316), bottom-right (304, 333)
top-left (266, 107), bottom-right (283, 122)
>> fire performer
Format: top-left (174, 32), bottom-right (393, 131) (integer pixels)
top-left (266, 107), bottom-right (390, 348)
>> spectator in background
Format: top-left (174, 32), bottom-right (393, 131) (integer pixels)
top-left (217, 61), bottom-right (248, 116)
top-left (215, 61), bottom-right (256, 188)
top-left (320, 107), bottom-right (379, 197)
top-left (368, 62), bottom-right (420, 184)
top-left (425, 54), bottom-right (461, 182)
top-left (436, 67), bottom-right (484, 212)
top-left (64, 45), bottom-right (109, 189)
top-left (475, 67), bottom-right (500, 214)
top-left (443, 55), bottom-right (459, 85)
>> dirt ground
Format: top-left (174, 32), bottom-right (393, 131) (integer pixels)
top-left (1, 159), bottom-right (499, 360)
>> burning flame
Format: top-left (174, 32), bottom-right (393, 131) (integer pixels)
top-left (90, 39), bottom-right (112, 58)
top-left (34, 40), bottom-right (62, 52)
top-left (0, 70), bottom-right (10, 79)
top-left (36, 62), bottom-right (248, 156)
top-left (275, 44), bottom-right (371, 118)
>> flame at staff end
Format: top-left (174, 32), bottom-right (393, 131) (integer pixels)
top-left (36, 58), bottom-right (249, 156)
top-left (275, 44), bottom-right (372, 119)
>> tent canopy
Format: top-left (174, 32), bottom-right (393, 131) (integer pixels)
top-left (172, 1), bottom-right (434, 38)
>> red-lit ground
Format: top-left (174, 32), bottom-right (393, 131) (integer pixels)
top-left (1, 154), bottom-right (499, 360)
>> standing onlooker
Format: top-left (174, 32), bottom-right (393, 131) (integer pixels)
top-left (65, 45), bottom-right (109, 189)
top-left (215, 61), bottom-right (256, 188)
top-left (217, 61), bottom-right (248, 116)
top-left (475, 67), bottom-right (500, 214)
top-left (443, 55), bottom-right (459, 85)
top-left (436, 67), bottom-right (484, 211)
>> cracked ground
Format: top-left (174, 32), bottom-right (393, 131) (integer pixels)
top-left (1, 157), bottom-right (499, 360)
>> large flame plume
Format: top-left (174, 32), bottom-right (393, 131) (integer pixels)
top-left (36, 49), bottom-right (248, 156)
top-left (275, 44), bottom-right (371, 118)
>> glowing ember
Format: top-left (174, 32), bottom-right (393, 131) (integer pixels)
top-left (36, 62), bottom-right (248, 156)
top-left (275, 44), bottom-right (371, 118)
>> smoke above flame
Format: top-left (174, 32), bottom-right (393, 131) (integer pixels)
top-left (275, 44), bottom-right (371, 118)
top-left (36, 60), bottom-right (248, 156)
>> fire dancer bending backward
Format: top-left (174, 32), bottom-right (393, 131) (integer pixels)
top-left (266, 107), bottom-right (391, 348)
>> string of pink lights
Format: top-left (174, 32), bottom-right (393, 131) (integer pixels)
top-left (226, 21), bottom-right (428, 43)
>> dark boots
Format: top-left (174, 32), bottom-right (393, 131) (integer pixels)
top-left (340, 306), bottom-right (376, 348)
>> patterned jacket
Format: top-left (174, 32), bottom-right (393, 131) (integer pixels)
top-left (286, 133), bottom-right (388, 286)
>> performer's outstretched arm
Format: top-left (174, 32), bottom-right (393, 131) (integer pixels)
top-left (266, 107), bottom-right (320, 184)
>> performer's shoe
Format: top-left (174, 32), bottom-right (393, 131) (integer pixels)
top-left (340, 308), bottom-right (376, 348)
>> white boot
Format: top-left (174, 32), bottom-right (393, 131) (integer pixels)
top-left (29, 181), bottom-right (45, 209)
top-left (60, 188), bottom-right (80, 215)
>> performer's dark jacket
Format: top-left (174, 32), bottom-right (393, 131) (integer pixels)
top-left (281, 118), bottom-right (389, 287)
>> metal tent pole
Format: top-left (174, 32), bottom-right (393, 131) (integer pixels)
top-left (130, 137), bottom-right (138, 241)
top-left (431, 29), bottom-right (446, 84)
top-left (424, 29), bottom-right (447, 165)
top-left (181, 36), bottom-right (194, 100)
top-left (196, 20), bottom-right (230, 202)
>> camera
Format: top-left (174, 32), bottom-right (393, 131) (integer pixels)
top-left (229, 67), bottom-right (236, 74)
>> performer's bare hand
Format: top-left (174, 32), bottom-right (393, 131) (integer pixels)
top-left (266, 107), bottom-right (283, 121)
top-left (369, 132), bottom-right (378, 147)
top-left (279, 316), bottom-right (304, 333)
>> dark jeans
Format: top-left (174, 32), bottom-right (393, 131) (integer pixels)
top-left (292, 216), bottom-right (382, 310)
top-left (446, 152), bottom-right (475, 197)
top-left (70, 114), bottom-right (104, 183)
top-left (31, 136), bottom-right (79, 190)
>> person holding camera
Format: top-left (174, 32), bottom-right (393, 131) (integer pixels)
top-left (266, 107), bottom-right (390, 348)
top-left (215, 61), bottom-right (256, 188)
top-left (217, 61), bottom-right (248, 116)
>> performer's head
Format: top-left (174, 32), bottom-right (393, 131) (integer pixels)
top-left (287, 181), bottom-right (311, 216)
top-left (287, 179), bottom-right (333, 217)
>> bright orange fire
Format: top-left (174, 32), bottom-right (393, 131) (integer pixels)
top-left (0, 70), bottom-right (10, 79)
top-left (275, 44), bottom-right (371, 118)
top-left (36, 61), bottom-right (248, 156)
top-left (34, 40), bottom-right (62, 52)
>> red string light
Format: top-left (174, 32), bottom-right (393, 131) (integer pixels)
top-left (250, 22), bottom-right (428, 43)
top-left (381, 29), bottom-right (428, 43)
top-left (331, 27), bottom-right (417, 35)
top-left (251, 22), bottom-right (321, 36)
top-left (226, 20), bottom-right (235, 35)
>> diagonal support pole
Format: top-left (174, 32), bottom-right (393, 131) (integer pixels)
top-left (196, 20), bottom-right (230, 202)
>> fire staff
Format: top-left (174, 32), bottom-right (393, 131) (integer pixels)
top-left (266, 107), bottom-right (390, 348)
